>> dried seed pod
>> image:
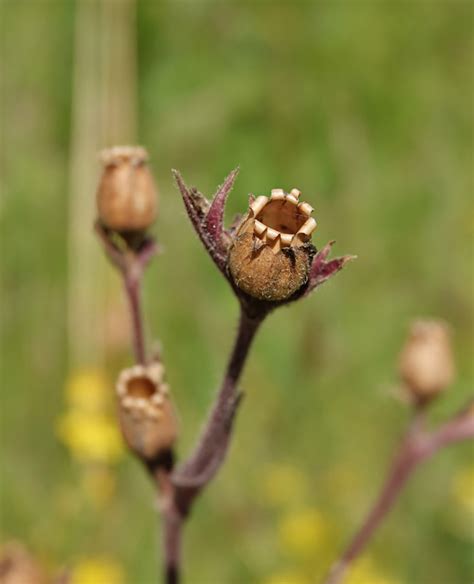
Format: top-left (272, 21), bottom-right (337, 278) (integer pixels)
top-left (399, 319), bottom-right (455, 403)
top-left (116, 363), bottom-right (178, 462)
top-left (228, 188), bottom-right (317, 301)
top-left (0, 543), bottom-right (46, 584)
top-left (96, 146), bottom-right (158, 233)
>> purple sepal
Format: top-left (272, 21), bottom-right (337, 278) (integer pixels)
top-left (304, 241), bottom-right (356, 297)
top-left (173, 168), bottom-right (239, 275)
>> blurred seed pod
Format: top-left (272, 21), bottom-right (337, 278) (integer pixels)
top-left (116, 363), bottom-right (178, 462)
top-left (228, 188), bottom-right (317, 301)
top-left (399, 319), bottom-right (455, 403)
top-left (96, 146), bottom-right (158, 234)
top-left (0, 542), bottom-right (46, 584)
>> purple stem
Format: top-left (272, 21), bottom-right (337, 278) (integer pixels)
top-left (159, 308), bottom-right (265, 584)
top-left (123, 268), bottom-right (146, 364)
top-left (95, 222), bottom-right (157, 365)
top-left (121, 243), bottom-right (157, 365)
top-left (154, 469), bottom-right (183, 584)
top-left (162, 506), bottom-right (183, 584)
top-left (174, 308), bottom-right (264, 493)
top-left (324, 404), bottom-right (474, 584)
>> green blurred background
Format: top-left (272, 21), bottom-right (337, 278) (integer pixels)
top-left (1, 1), bottom-right (473, 583)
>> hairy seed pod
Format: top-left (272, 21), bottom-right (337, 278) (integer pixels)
top-left (228, 188), bottom-right (317, 301)
top-left (399, 319), bottom-right (455, 403)
top-left (116, 363), bottom-right (178, 462)
top-left (97, 146), bottom-right (157, 233)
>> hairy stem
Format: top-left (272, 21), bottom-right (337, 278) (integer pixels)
top-left (162, 307), bottom-right (265, 583)
top-left (175, 308), bottom-right (264, 488)
top-left (324, 404), bottom-right (474, 584)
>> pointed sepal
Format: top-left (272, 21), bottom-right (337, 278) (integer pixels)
top-left (173, 169), bottom-right (239, 276)
top-left (304, 241), bottom-right (356, 296)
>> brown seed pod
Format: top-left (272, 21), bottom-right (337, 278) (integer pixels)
top-left (0, 543), bottom-right (46, 584)
top-left (399, 319), bottom-right (455, 403)
top-left (116, 363), bottom-right (178, 462)
top-left (228, 188), bottom-right (317, 301)
top-left (96, 146), bottom-right (158, 233)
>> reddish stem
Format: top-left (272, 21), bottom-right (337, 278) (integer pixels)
top-left (173, 308), bottom-right (264, 493)
top-left (123, 266), bottom-right (146, 364)
top-left (159, 308), bottom-right (265, 584)
top-left (324, 404), bottom-right (474, 584)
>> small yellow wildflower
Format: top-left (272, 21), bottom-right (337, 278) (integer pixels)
top-left (71, 557), bottom-right (124, 584)
top-left (58, 369), bottom-right (124, 464)
top-left (451, 466), bottom-right (474, 514)
top-left (261, 463), bottom-right (308, 507)
top-left (346, 557), bottom-right (402, 584)
top-left (278, 508), bottom-right (327, 558)
top-left (262, 571), bottom-right (309, 584)
top-left (57, 410), bottom-right (123, 464)
top-left (66, 369), bottom-right (110, 412)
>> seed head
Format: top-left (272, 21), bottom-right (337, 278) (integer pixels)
top-left (173, 168), bottom-right (354, 314)
top-left (228, 188), bottom-right (317, 301)
top-left (96, 146), bottom-right (157, 234)
top-left (116, 362), bottom-right (178, 462)
top-left (399, 319), bottom-right (455, 404)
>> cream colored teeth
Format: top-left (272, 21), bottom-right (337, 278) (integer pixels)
top-left (254, 220), bottom-right (267, 236)
top-left (131, 364), bottom-right (145, 377)
top-left (251, 188), bottom-right (316, 250)
top-left (151, 393), bottom-right (164, 406)
top-left (294, 217), bottom-right (317, 243)
top-left (148, 363), bottom-right (164, 384)
top-left (265, 227), bottom-right (280, 242)
top-left (271, 188), bottom-right (285, 200)
top-left (298, 202), bottom-right (313, 216)
top-left (250, 196), bottom-right (268, 216)
top-left (285, 194), bottom-right (299, 205)
top-left (122, 396), bottom-right (135, 409)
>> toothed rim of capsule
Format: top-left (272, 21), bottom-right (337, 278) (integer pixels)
top-left (246, 188), bottom-right (317, 253)
top-left (116, 363), bottom-right (168, 420)
top-left (99, 145), bottom-right (149, 167)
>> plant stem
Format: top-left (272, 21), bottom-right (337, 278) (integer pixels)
top-left (123, 267), bottom-right (146, 364)
top-left (324, 404), bottom-right (474, 584)
top-left (162, 506), bottom-right (183, 584)
top-left (161, 307), bottom-right (265, 584)
top-left (153, 469), bottom-right (182, 584)
top-left (175, 308), bottom-right (264, 489)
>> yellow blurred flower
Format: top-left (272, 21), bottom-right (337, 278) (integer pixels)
top-left (346, 557), bottom-right (402, 584)
top-left (71, 557), bottom-right (124, 584)
top-left (278, 508), bottom-right (328, 558)
top-left (66, 369), bottom-right (110, 412)
top-left (57, 369), bottom-right (124, 464)
top-left (57, 410), bottom-right (123, 464)
top-left (261, 464), bottom-right (308, 507)
top-left (262, 570), bottom-right (309, 584)
top-left (451, 466), bottom-right (474, 514)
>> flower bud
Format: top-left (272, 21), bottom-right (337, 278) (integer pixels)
top-left (116, 363), bottom-right (178, 462)
top-left (399, 319), bottom-right (455, 403)
top-left (228, 188), bottom-right (317, 301)
top-left (96, 146), bottom-right (157, 233)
